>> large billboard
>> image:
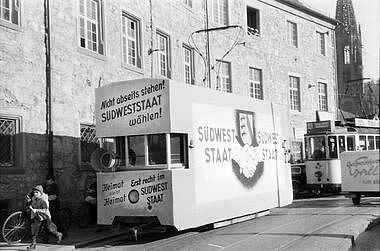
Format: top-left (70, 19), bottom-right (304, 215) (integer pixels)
top-left (95, 79), bottom-right (170, 137)
top-left (192, 103), bottom-right (282, 204)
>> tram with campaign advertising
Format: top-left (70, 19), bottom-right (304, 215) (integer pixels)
top-left (304, 118), bottom-right (380, 194)
top-left (93, 78), bottom-right (293, 231)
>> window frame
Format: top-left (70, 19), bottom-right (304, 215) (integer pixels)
top-left (80, 123), bottom-right (101, 166)
top-left (318, 82), bottom-right (328, 111)
top-left (78, 0), bottom-right (105, 56)
top-left (183, 44), bottom-right (195, 85)
top-left (316, 31), bottom-right (326, 56)
top-left (121, 12), bottom-right (142, 69)
top-left (216, 60), bottom-right (232, 93)
top-left (0, 0), bottom-right (20, 29)
top-left (289, 75), bottom-right (300, 111)
top-left (156, 29), bottom-right (171, 78)
top-left (125, 134), bottom-right (188, 169)
top-left (183, 0), bottom-right (192, 8)
top-left (246, 6), bottom-right (260, 36)
top-left (287, 20), bottom-right (298, 48)
top-left (344, 45), bottom-right (350, 64)
top-left (212, 0), bottom-right (229, 25)
top-left (249, 67), bottom-right (263, 99)
top-left (0, 114), bottom-right (24, 174)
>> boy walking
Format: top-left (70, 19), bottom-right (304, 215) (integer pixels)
top-left (27, 185), bottom-right (63, 249)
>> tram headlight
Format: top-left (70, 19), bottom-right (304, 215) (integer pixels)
top-left (128, 189), bottom-right (139, 204)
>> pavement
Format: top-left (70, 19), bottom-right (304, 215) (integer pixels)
top-left (0, 196), bottom-right (379, 250)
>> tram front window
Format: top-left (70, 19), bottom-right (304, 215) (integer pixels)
top-left (306, 136), bottom-right (326, 160)
top-left (338, 136), bottom-right (346, 153)
top-left (347, 135), bottom-right (355, 151)
top-left (328, 136), bottom-right (337, 159)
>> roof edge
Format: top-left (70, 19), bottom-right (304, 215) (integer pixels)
top-left (274, 0), bottom-right (339, 26)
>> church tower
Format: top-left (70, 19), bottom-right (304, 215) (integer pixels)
top-left (335, 0), bottom-right (364, 116)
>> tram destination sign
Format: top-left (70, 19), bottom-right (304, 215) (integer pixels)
top-left (306, 120), bottom-right (335, 134)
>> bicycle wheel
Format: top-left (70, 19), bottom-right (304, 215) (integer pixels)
top-left (60, 207), bottom-right (72, 232)
top-left (2, 211), bottom-right (29, 244)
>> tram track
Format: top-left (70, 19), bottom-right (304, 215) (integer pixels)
top-left (76, 197), bottom-right (378, 250)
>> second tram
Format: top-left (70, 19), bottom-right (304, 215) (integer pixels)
top-left (304, 119), bottom-right (380, 193)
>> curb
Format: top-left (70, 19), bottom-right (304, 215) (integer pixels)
top-left (365, 216), bottom-right (380, 231)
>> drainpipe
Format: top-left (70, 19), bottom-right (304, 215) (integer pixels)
top-left (149, 0), bottom-right (154, 78)
top-left (44, 0), bottom-right (53, 175)
top-left (205, 0), bottom-right (211, 88)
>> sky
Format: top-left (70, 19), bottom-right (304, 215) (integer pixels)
top-left (299, 0), bottom-right (380, 81)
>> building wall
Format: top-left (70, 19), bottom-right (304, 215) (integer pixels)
top-left (0, 0), bottom-right (337, 210)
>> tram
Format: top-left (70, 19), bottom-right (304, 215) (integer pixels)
top-left (93, 78), bottom-right (293, 230)
top-left (304, 119), bottom-right (380, 194)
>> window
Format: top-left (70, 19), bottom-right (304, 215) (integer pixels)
top-left (128, 135), bottom-right (145, 166)
top-left (122, 13), bottom-right (141, 68)
top-left (0, 116), bottom-right (20, 167)
top-left (328, 136), bottom-right (337, 159)
top-left (249, 68), bottom-right (263, 99)
top-left (247, 7), bottom-right (259, 36)
top-left (318, 82), bottom-right (327, 111)
top-left (78, 0), bottom-right (104, 55)
top-left (183, 0), bottom-right (192, 8)
top-left (157, 31), bottom-right (171, 78)
top-left (368, 136), bottom-right (375, 150)
top-left (0, 0), bottom-right (19, 25)
top-left (183, 45), bottom-right (194, 84)
top-left (347, 135), bottom-right (355, 151)
top-left (217, 60), bottom-right (231, 93)
top-left (170, 134), bottom-right (186, 164)
top-left (338, 135), bottom-right (346, 153)
top-left (305, 136), bottom-right (326, 160)
top-left (289, 76), bottom-right (300, 111)
top-left (287, 21), bottom-right (298, 47)
top-left (212, 0), bottom-right (228, 25)
top-left (127, 134), bottom-right (188, 167)
top-left (344, 45), bottom-right (350, 64)
top-left (80, 124), bottom-right (100, 164)
top-left (376, 136), bottom-right (380, 149)
top-left (316, 31), bottom-right (326, 56)
top-left (353, 45), bottom-right (357, 62)
top-left (358, 135), bottom-right (367, 150)
top-left (148, 134), bottom-right (167, 165)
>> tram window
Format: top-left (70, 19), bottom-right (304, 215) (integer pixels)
top-left (346, 136), bottom-right (355, 151)
top-left (115, 137), bottom-right (126, 166)
top-left (376, 136), bottom-right (380, 149)
top-left (338, 136), bottom-right (346, 153)
top-left (368, 136), bottom-right (375, 150)
top-left (359, 135), bottom-right (367, 150)
top-left (170, 134), bottom-right (187, 165)
top-left (148, 134), bottom-right (167, 165)
top-left (128, 135), bottom-right (145, 166)
top-left (307, 136), bottom-right (326, 160)
top-left (328, 136), bottom-right (337, 159)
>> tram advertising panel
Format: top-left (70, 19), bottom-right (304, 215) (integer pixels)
top-left (340, 150), bottom-right (380, 192)
top-left (192, 103), bottom-right (282, 207)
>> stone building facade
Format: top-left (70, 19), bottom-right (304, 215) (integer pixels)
top-left (0, 0), bottom-right (337, 211)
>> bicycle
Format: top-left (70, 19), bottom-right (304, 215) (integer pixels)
top-left (2, 207), bottom-right (72, 245)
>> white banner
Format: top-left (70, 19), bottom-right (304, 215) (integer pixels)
top-left (95, 79), bottom-right (170, 137)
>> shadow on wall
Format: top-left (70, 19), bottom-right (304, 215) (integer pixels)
top-left (0, 132), bottom-right (96, 214)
